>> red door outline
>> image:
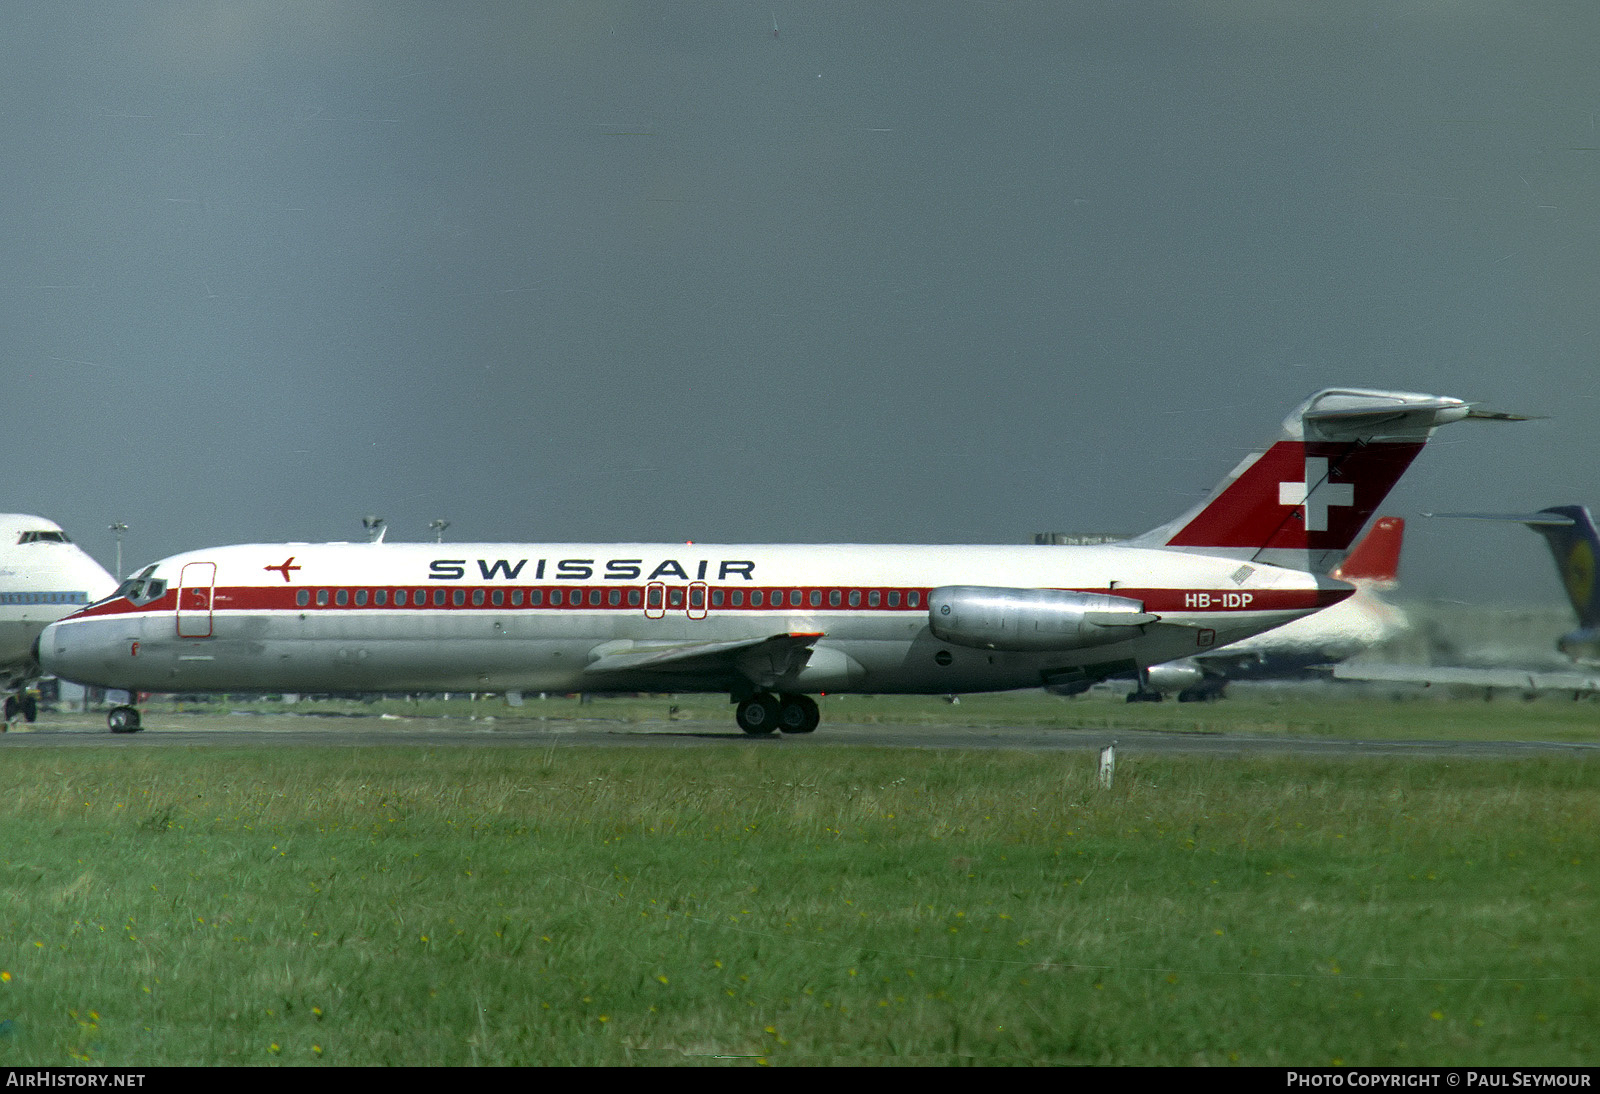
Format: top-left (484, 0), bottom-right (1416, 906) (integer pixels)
top-left (644, 582), bottom-right (666, 620)
top-left (177, 562), bottom-right (216, 638)
top-left (642, 582), bottom-right (709, 621)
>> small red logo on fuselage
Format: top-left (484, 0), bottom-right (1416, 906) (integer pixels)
top-left (265, 556), bottom-right (302, 582)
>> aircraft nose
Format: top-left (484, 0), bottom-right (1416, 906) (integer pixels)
top-left (39, 619), bottom-right (100, 686)
top-left (38, 621), bottom-right (66, 675)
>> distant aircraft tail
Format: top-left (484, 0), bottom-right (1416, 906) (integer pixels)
top-left (1429, 505), bottom-right (1600, 665)
top-left (1522, 507), bottom-right (1600, 629)
top-left (1127, 389), bottom-right (1513, 574)
top-left (1330, 516), bottom-right (1404, 587)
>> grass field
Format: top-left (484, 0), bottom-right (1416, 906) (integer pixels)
top-left (149, 684), bottom-right (1600, 743)
top-left (0, 694), bottom-right (1596, 1065)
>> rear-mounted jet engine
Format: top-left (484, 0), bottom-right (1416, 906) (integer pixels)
top-left (928, 586), bottom-right (1157, 652)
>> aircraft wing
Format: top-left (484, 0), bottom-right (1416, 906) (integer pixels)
top-left (584, 632), bottom-right (824, 682)
top-left (1192, 648), bottom-right (1321, 675)
top-left (1334, 662), bottom-right (1600, 693)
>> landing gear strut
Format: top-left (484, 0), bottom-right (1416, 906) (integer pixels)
top-left (108, 705), bottom-right (143, 733)
top-left (734, 693), bottom-right (820, 736)
top-left (1125, 667), bottom-right (1164, 703)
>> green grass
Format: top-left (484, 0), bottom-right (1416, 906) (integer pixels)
top-left (152, 686), bottom-right (1600, 743)
top-left (0, 741), bottom-right (1594, 1065)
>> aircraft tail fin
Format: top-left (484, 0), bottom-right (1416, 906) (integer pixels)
top-left (1529, 507), bottom-right (1600, 628)
top-left (1126, 389), bottom-right (1509, 574)
top-left (1330, 516), bottom-right (1404, 586)
top-left (1432, 506), bottom-right (1600, 628)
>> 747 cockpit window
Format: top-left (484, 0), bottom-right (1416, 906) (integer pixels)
top-left (17, 531), bottom-right (70, 544)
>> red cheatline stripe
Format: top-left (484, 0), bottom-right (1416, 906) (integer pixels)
top-left (66, 583), bottom-right (1347, 620)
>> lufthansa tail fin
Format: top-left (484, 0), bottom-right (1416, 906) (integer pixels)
top-left (1127, 389), bottom-right (1513, 575)
top-left (1330, 516), bottom-right (1404, 587)
top-left (1432, 506), bottom-right (1600, 629)
top-left (1526, 507), bottom-right (1600, 629)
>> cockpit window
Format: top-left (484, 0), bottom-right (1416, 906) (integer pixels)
top-left (87, 565), bottom-right (158, 609)
top-left (111, 577), bottom-right (167, 606)
top-left (17, 531), bottom-right (70, 544)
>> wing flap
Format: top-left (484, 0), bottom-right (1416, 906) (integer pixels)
top-left (585, 632), bottom-right (824, 679)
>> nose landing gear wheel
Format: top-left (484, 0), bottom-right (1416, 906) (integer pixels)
top-left (735, 694), bottom-right (780, 735)
top-left (108, 706), bottom-right (143, 733)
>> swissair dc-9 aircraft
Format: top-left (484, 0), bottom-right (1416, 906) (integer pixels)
top-left (41, 388), bottom-right (1509, 734)
top-left (0, 515), bottom-right (117, 722)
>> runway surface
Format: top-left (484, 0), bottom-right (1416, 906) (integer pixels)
top-left (2, 710), bottom-right (1595, 759)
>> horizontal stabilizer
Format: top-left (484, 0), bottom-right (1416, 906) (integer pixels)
top-left (1303, 399), bottom-right (1532, 428)
top-left (1464, 408), bottom-right (1540, 422)
top-left (1302, 396), bottom-right (1468, 426)
top-left (1426, 512), bottom-right (1576, 526)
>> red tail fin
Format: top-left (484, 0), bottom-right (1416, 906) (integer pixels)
top-left (1127, 389), bottom-right (1476, 575)
top-left (1330, 516), bottom-right (1404, 585)
top-left (1164, 441), bottom-right (1423, 555)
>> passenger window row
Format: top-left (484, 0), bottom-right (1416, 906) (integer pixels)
top-left (288, 586), bottom-right (925, 610)
top-left (0, 591), bottom-right (89, 605)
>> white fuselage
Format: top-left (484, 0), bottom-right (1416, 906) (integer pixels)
top-left (1207, 584), bottom-right (1405, 665)
top-left (1142, 584), bottom-right (1406, 693)
top-left (41, 540), bottom-right (1348, 697)
top-left (0, 516), bottom-right (118, 689)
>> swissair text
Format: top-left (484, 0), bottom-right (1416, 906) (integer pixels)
top-left (428, 559), bottom-right (757, 582)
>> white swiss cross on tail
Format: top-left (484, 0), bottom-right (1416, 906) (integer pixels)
top-left (1277, 457), bottom-right (1354, 532)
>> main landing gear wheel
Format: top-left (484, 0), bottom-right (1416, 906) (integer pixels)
top-left (3, 694), bottom-right (36, 724)
top-left (108, 706), bottom-right (143, 734)
top-left (736, 693), bottom-right (821, 735)
top-left (777, 694), bottom-right (820, 734)
top-left (735, 694), bottom-right (781, 735)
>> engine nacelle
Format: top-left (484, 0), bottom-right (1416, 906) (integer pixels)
top-left (1145, 661), bottom-right (1206, 692)
top-left (928, 586), bottom-right (1156, 652)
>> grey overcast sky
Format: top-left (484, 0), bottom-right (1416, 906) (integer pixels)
top-left (5, 2), bottom-right (1597, 603)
